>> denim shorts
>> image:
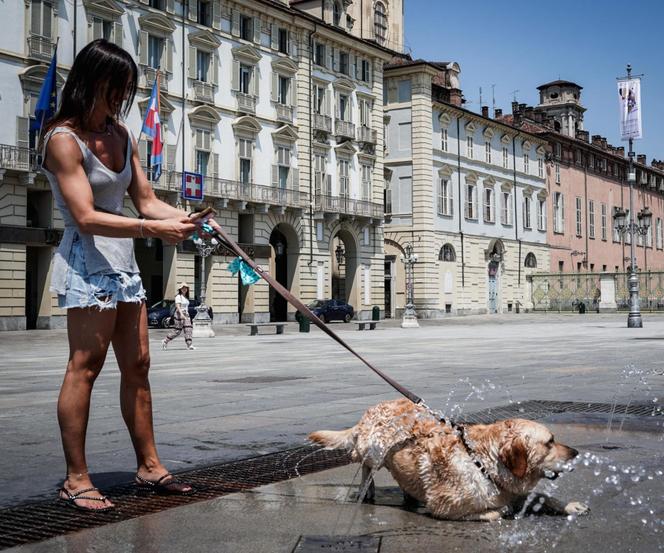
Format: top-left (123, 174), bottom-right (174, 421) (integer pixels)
top-left (57, 237), bottom-right (146, 310)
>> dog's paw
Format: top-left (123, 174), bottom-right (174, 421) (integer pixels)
top-left (565, 501), bottom-right (590, 515)
top-left (479, 510), bottom-right (503, 522)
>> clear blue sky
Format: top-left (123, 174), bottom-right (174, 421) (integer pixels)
top-left (403, 0), bottom-right (663, 162)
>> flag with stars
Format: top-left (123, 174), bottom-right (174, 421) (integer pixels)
top-left (31, 47), bottom-right (58, 133)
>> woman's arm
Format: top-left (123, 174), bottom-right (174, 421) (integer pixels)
top-left (46, 133), bottom-right (196, 244)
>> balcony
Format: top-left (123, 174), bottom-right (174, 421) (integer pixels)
top-left (335, 120), bottom-right (355, 141)
top-left (315, 194), bottom-right (383, 219)
top-left (28, 35), bottom-right (55, 61)
top-left (237, 93), bottom-right (256, 114)
top-left (357, 126), bottom-right (377, 145)
top-left (192, 80), bottom-right (214, 103)
top-left (142, 66), bottom-right (169, 93)
top-left (276, 103), bottom-right (293, 123)
top-left (0, 145), bottom-right (37, 172)
top-left (313, 114), bottom-right (332, 134)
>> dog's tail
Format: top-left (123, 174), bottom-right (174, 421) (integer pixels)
top-left (308, 427), bottom-right (355, 450)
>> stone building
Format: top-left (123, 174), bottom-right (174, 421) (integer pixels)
top-left (383, 59), bottom-right (549, 317)
top-left (0, 0), bottom-right (396, 330)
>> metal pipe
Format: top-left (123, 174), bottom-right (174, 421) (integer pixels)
top-left (181, 1), bottom-right (187, 176)
top-left (72, 0), bottom-right (77, 59)
top-left (456, 116), bottom-right (464, 286)
top-left (308, 27), bottom-right (315, 265)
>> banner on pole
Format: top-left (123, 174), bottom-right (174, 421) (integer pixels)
top-left (617, 78), bottom-right (642, 140)
top-left (182, 171), bottom-right (204, 201)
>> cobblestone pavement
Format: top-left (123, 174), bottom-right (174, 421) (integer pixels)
top-left (1, 312), bottom-right (663, 510)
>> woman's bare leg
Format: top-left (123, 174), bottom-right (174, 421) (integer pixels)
top-left (58, 307), bottom-right (117, 509)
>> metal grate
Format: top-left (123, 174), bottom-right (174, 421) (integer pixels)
top-left (293, 536), bottom-right (381, 552)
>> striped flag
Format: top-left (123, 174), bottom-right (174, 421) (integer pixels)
top-left (140, 74), bottom-right (163, 181)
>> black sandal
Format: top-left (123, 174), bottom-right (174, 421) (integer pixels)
top-left (135, 473), bottom-right (194, 495)
top-left (59, 487), bottom-right (114, 512)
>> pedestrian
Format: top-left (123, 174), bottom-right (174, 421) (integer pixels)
top-left (40, 39), bottom-right (216, 511)
top-left (162, 283), bottom-right (195, 350)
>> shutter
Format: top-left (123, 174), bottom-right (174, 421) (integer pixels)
top-left (138, 140), bottom-right (148, 167)
top-left (292, 167), bottom-right (299, 188)
top-left (270, 24), bottom-right (278, 50)
top-left (211, 53), bottom-right (219, 86)
top-left (272, 164), bottom-right (278, 186)
top-left (188, 0), bottom-right (197, 21)
top-left (271, 72), bottom-right (278, 103)
top-left (253, 17), bottom-right (261, 44)
top-left (329, 46), bottom-right (335, 71)
top-left (188, 46), bottom-right (197, 79)
top-left (252, 66), bottom-right (259, 96)
top-left (139, 30), bottom-right (149, 66)
top-left (166, 144), bottom-right (177, 171)
top-left (166, 0), bottom-right (175, 14)
top-left (203, 130), bottom-right (211, 151)
top-left (289, 76), bottom-right (294, 107)
top-left (16, 116), bottom-right (29, 149)
top-left (351, 54), bottom-right (357, 78)
top-left (92, 18), bottom-right (102, 40)
top-left (212, 0), bottom-right (221, 30)
top-left (366, 60), bottom-right (371, 83)
top-left (231, 10), bottom-right (240, 37)
top-left (561, 195), bottom-right (565, 226)
top-left (113, 20), bottom-right (123, 47)
top-left (326, 174), bottom-right (332, 196)
top-left (324, 88), bottom-right (331, 116)
top-left (231, 59), bottom-right (240, 91)
top-left (211, 153), bottom-right (219, 177)
top-left (165, 39), bottom-right (173, 73)
top-left (289, 33), bottom-right (297, 59)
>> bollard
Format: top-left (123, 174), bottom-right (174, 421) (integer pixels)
top-left (372, 305), bottom-right (380, 321)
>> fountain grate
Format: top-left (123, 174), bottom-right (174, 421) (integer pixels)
top-left (293, 535), bottom-right (381, 552)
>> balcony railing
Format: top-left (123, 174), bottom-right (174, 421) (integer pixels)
top-left (357, 126), bottom-right (377, 145)
top-left (28, 35), bottom-right (55, 60)
top-left (237, 93), bottom-right (257, 114)
top-left (142, 66), bottom-right (169, 92)
top-left (313, 114), bottom-right (332, 133)
top-left (0, 145), bottom-right (37, 172)
top-left (315, 194), bottom-right (383, 219)
top-left (276, 103), bottom-right (293, 122)
top-left (192, 80), bottom-right (214, 103)
top-left (335, 119), bottom-right (355, 140)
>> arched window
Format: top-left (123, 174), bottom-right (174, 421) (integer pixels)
top-left (524, 252), bottom-right (537, 268)
top-left (439, 243), bottom-right (456, 262)
top-left (374, 2), bottom-right (387, 44)
top-left (333, 1), bottom-right (342, 26)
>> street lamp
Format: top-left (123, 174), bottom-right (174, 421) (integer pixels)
top-left (400, 242), bottom-right (419, 328)
top-left (192, 235), bottom-right (217, 338)
top-left (335, 243), bottom-right (345, 265)
top-left (613, 205), bottom-right (651, 328)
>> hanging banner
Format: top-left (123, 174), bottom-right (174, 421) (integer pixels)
top-left (182, 171), bottom-right (204, 201)
top-left (617, 78), bottom-right (642, 140)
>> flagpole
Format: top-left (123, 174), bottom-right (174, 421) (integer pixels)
top-left (36, 37), bottom-right (59, 155)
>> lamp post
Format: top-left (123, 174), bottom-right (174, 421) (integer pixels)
top-left (613, 205), bottom-right (651, 327)
top-left (400, 242), bottom-right (419, 328)
top-left (192, 235), bottom-right (216, 338)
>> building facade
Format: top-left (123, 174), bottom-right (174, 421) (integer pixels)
top-left (383, 60), bottom-right (549, 317)
top-left (0, 0), bottom-right (393, 330)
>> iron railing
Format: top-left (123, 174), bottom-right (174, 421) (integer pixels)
top-left (530, 272), bottom-right (602, 312)
top-left (27, 35), bottom-right (54, 60)
top-left (237, 93), bottom-right (256, 114)
top-left (315, 194), bottom-right (383, 219)
top-left (192, 80), bottom-right (214, 103)
top-left (357, 126), bottom-right (377, 144)
top-left (614, 271), bottom-right (664, 311)
top-left (142, 66), bottom-right (169, 92)
top-left (335, 119), bottom-right (355, 140)
top-left (313, 114), bottom-right (332, 133)
top-left (276, 104), bottom-right (293, 122)
top-left (0, 145), bottom-right (36, 172)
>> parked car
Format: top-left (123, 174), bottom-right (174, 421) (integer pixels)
top-left (299, 299), bottom-right (354, 323)
top-left (147, 299), bottom-right (213, 328)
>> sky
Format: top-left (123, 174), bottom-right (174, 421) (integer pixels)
top-left (403, 0), bottom-right (663, 162)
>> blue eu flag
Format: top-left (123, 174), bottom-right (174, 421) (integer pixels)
top-left (31, 48), bottom-right (58, 133)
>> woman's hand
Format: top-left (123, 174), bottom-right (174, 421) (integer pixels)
top-left (147, 217), bottom-right (197, 245)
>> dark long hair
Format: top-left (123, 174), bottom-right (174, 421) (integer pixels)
top-left (42, 39), bottom-right (137, 141)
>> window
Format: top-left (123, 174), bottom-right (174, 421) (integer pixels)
top-left (523, 196), bottom-right (532, 229)
top-left (538, 157), bottom-right (544, 178)
top-left (501, 189), bottom-right (512, 225)
top-left (555, 162), bottom-right (561, 184)
top-left (276, 146), bottom-right (291, 188)
top-left (196, 150), bottom-right (209, 176)
top-left (333, 1), bottom-right (342, 26)
top-left (313, 84), bottom-right (326, 115)
top-left (240, 15), bottom-right (253, 41)
top-left (613, 208), bottom-right (621, 243)
top-left (91, 16), bottom-right (115, 41)
top-left (589, 200), bottom-right (595, 239)
top-left (647, 224), bottom-right (653, 248)
top-left (197, 0), bottom-right (211, 26)
top-left (502, 146), bottom-right (509, 169)
top-left (148, 35), bottom-right (164, 69)
top-left (361, 164), bottom-right (371, 201)
top-left (601, 203), bottom-right (607, 240)
top-left (338, 159), bottom-right (350, 196)
top-left (196, 50), bottom-right (210, 82)
top-left (339, 51), bottom-right (349, 75)
top-left (575, 197), bottom-right (582, 236)
top-left (149, 0), bottom-right (163, 8)
top-left (240, 64), bottom-right (252, 94)
top-left (278, 28), bottom-right (289, 54)
top-left (554, 192), bottom-right (564, 233)
top-left (314, 153), bottom-right (327, 196)
top-left (338, 93), bottom-right (350, 121)
top-left (466, 135), bottom-right (473, 159)
top-left (524, 253), bottom-right (537, 268)
top-left (194, 129), bottom-right (211, 176)
top-left (554, 142), bottom-right (562, 158)
top-left (397, 79), bottom-right (411, 102)
top-left (485, 141), bottom-right (492, 163)
top-left (483, 187), bottom-right (494, 223)
top-left (439, 244), bottom-right (456, 262)
top-left (657, 218), bottom-right (663, 250)
top-left (360, 59), bottom-right (371, 82)
top-left (314, 42), bottom-right (326, 67)
top-left (465, 182), bottom-right (477, 220)
top-left (438, 179), bottom-right (453, 216)
top-left (31, 0), bottom-right (52, 38)
top-left (239, 139), bottom-right (252, 184)
top-left (277, 75), bottom-right (290, 105)
top-left (374, 2), bottom-right (387, 44)
top-left (523, 153), bottom-right (529, 174)
top-left (359, 98), bottom-right (372, 128)
top-left (537, 197), bottom-right (546, 231)
top-left (441, 128), bottom-right (448, 152)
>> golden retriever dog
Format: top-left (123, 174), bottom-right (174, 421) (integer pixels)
top-left (309, 398), bottom-right (589, 521)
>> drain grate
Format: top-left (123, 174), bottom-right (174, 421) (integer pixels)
top-left (293, 535), bottom-right (381, 552)
top-left (0, 399), bottom-right (660, 550)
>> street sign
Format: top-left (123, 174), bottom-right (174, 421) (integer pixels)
top-left (182, 171), bottom-right (204, 201)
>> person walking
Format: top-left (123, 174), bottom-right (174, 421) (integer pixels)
top-left (40, 39), bottom-right (217, 511)
top-left (162, 283), bottom-right (195, 350)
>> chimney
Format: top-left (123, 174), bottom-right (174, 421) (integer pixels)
top-left (637, 154), bottom-right (647, 165)
top-left (511, 101), bottom-right (519, 114)
top-left (591, 135), bottom-right (603, 146)
top-left (616, 146), bottom-right (625, 157)
top-left (652, 159), bottom-right (664, 171)
top-left (495, 108), bottom-right (503, 118)
top-left (481, 105), bottom-right (489, 118)
top-left (600, 137), bottom-right (608, 150)
top-left (576, 130), bottom-right (589, 143)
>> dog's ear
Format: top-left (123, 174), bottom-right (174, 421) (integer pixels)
top-left (499, 437), bottom-right (528, 479)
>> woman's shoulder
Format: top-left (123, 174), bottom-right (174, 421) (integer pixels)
top-left (44, 130), bottom-right (84, 170)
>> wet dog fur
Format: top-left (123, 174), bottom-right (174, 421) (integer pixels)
top-left (309, 399), bottom-right (589, 521)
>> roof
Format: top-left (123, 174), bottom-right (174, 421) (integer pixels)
top-left (537, 80), bottom-right (583, 91)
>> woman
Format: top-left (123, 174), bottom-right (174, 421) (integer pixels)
top-left (162, 282), bottom-right (195, 350)
top-left (41, 39), bottom-right (217, 511)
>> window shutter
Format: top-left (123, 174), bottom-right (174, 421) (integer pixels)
top-left (271, 72), bottom-right (278, 103)
top-left (165, 39), bottom-right (173, 73)
top-left (211, 153), bottom-right (219, 177)
top-left (188, 0), bottom-right (197, 21)
top-left (231, 60), bottom-right (240, 91)
top-left (351, 54), bottom-right (357, 79)
top-left (138, 140), bottom-right (148, 167)
top-left (166, 0), bottom-right (175, 14)
top-left (92, 18), bottom-right (102, 41)
top-left (203, 131), bottom-right (211, 151)
top-left (252, 67), bottom-right (259, 97)
top-left (272, 164), bottom-right (278, 186)
top-left (139, 30), bottom-right (149, 66)
top-left (291, 167), bottom-right (299, 188)
top-left (289, 77), bottom-right (294, 107)
top-left (231, 10), bottom-right (240, 37)
top-left (329, 46), bottom-right (335, 71)
top-left (561, 195), bottom-right (565, 225)
top-left (324, 88), bottom-right (331, 116)
top-left (326, 174), bottom-right (332, 196)
top-left (289, 34), bottom-right (297, 59)
top-left (212, 0), bottom-right (221, 30)
top-left (211, 53), bottom-right (219, 86)
top-left (166, 144), bottom-right (177, 171)
top-left (253, 17), bottom-right (261, 44)
top-left (188, 46), bottom-right (197, 79)
top-left (16, 116), bottom-right (29, 149)
top-left (113, 20), bottom-right (123, 47)
top-left (270, 24), bottom-right (278, 50)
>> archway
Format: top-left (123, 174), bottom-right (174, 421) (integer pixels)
top-left (269, 223), bottom-right (299, 321)
top-left (330, 227), bottom-right (358, 308)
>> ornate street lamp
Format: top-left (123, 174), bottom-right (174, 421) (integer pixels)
top-left (335, 243), bottom-right (345, 265)
top-left (192, 235), bottom-right (217, 338)
top-left (614, 205), bottom-right (651, 328)
top-left (400, 242), bottom-right (419, 328)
